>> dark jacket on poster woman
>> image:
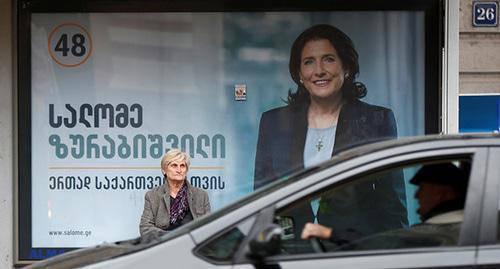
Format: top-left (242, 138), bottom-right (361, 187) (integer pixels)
top-left (254, 98), bottom-right (408, 239)
top-left (140, 181), bottom-right (210, 237)
top-left (254, 98), bottom-right (398, 189)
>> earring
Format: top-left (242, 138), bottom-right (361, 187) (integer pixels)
top-left (344, 73), bottom-right (349, 79)
top-left (299, 79), bottom-right (304, 84)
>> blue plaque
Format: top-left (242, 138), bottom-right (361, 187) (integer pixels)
top-left (473, 1), bottom-right (498, 26)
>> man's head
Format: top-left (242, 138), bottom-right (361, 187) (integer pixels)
top-left (410, 163), bottom-right (469, 221)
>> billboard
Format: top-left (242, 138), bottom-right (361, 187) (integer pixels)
top-left (18, 0), bottom-right (441, 261)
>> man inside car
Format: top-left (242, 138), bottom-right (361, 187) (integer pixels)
top-left (301, 162), bottom-right (470, 248)
top-left (411, 162), bottom-right (469, 224)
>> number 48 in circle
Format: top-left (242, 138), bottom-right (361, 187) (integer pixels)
top-left (48, 23), bottom-right (93, 67)
top-left (54, 33), bottom-right (87, 57)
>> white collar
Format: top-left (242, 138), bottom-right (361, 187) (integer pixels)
top-left (425, 209), bottom-right (464, 224)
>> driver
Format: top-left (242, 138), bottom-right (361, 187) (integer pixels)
top-left (301, 162), bottom-right (469, 243)
top-left (410, 162), bottom-right (469, 224)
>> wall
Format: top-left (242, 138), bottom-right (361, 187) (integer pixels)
top-left (0, 0), bottom-right (469, 267)
top-left (0, 0), bottom-right (14, 267)
top-left (460, 0), bottom-right (500, 94)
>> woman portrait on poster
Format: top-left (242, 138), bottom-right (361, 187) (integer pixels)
top-left (253, 24), bottom-right (407, 236)
top-left (254, 23), bottom-right (400, 188)
top-left (140, 149), bottom-right (210, 237)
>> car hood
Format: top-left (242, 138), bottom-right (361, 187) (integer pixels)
top-left (25, 235), bottom-right (175, 269)
top-left (26, 243), bottom-right (133, 269)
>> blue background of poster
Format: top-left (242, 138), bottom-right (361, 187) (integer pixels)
top-left (31, 11), bottom-right (425, 247)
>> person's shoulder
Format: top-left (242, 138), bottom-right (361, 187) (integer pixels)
top-left (145, 184), bottom-right (164, 197)
top-left (348, 99), bottom-right (393, 114)
top-left (261, 105), bottom-right (293, 117)
top-left (261, 104), bottom-right (305, 123)
top-left (342, 99), bottom-right (396, 130)
top-left (188, 184), bottom-right (209, 197)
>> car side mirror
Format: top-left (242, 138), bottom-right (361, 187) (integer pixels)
top-left (248, 224), bottom-right (282, 259)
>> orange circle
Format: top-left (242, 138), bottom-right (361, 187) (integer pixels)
top-left (48, 22), bottom-right (93, 68)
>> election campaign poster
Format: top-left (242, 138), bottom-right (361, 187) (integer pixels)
top-left (27, 11), bottom-right (427, 253)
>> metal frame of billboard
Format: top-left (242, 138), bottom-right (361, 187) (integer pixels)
top-left (16, 0), bottom-right (444, 264)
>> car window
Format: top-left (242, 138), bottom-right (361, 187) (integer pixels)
top-left (275, 158), bottom-right (472, 254)
top-left (196, 216), bottom-right (255, 262)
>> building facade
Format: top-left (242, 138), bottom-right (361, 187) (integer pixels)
top-left (0, 0), bottom-right (498, 267)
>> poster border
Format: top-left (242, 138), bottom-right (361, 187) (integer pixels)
top-left (16, 0), bottom-right (443, 262)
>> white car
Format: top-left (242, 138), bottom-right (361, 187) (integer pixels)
top-left (28, 134), bottom-right (500, 269)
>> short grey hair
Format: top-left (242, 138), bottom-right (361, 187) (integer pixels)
top-left (160, 149), bottom-right (190, 172)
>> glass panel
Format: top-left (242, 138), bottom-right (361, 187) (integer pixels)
top-left (197, 216), bottom-right (254, 261)
top-left (275, 158), bottom-right (471, 254)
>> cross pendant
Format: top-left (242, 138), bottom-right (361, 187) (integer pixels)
top-left (316, 140), bottom-right (323, 152)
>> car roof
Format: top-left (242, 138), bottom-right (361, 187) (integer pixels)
top-left (331, 133), bottom-right (500, 165)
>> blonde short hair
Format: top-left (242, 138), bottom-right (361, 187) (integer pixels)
top-left (161, 149), bottom-right (190, 172)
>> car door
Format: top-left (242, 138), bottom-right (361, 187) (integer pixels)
top-left (231, 146), bottom-right (488, 269)
top-left (476, 146), bottom-right (500, 268)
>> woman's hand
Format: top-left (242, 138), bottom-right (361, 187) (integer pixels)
top-left (301, 222), bottom-right (333, 240)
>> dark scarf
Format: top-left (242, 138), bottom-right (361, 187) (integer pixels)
top-left (170, 183), bottom-right (189, 225)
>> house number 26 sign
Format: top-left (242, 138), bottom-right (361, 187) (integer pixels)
top-left (473, 1), bottom-right (498, 27)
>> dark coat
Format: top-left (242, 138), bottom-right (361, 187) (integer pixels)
top-left (139, 180), bottom-right (210, 237)
top-left (254, 98), bottom-right (398, 188)
top-left (254, 99), bottom-right (407, 246)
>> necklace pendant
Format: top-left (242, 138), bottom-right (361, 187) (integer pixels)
top-left (316, 140), bottom-right (323, 152)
